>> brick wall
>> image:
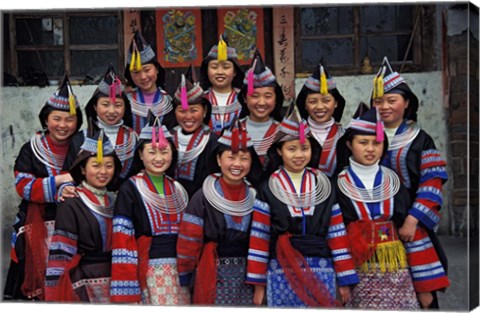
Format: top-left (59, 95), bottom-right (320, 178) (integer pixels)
top-left (447, 17), bottom-right (479, 237)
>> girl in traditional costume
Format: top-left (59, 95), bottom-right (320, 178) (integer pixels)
top-left (295, 63), bottom-right (346, 177)
top-left (176, 122), bottom-right (270, 306)
top-left (260, 107), bottom-right (358, 308)
top-left (45, 129), bottom-right (120, 302)
top-left (370, 57), bottom-right (450, 308)
top-left (62, 65), bottom-right (137, 190)
top-left (239, 49), bottom-right (284, 167)
top-left (200, 35), bottom-right (245, 136)
top-left (110, 117), bottom-right (190, 305)
top-left (125, 31), bottom-right (176, 133)
top-left (3, 75), bottom-right (82, 300)
top-left (335, 104), bottom-right (424, 309)
top-left (171, 65), bottom-right (219, 198)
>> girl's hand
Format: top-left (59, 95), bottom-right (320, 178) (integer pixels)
top-left (417, 291), bottom-right (434, 308)
top-left (398, 215), bottom-right (418, 242)
top-left (253, 285), bottom-right (265, 306)
top-left (58, 185), bottom-right (78, 202)
top-left (338, 285), bottom-right (351, 304)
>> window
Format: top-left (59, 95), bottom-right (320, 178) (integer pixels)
top-left (295, 4), bottom-right (429, 75)
top-left (7, 10), bottom-right (124, 85)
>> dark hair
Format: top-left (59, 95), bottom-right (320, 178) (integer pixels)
top-left (173, 96), bottom-right (212, 126)
top-left (210, 144), bottom-right (264, 190)
top-left (85, 91), bottom-right (133, 128)
top-left (238, 83), bottom-right (285, 122)
top-left (295, 87), bottom-right (346, 123)
top-left (199, 57), bottom-right (245, 90)
top-left (72, 153), bottom-right (122, 191)
top-left (335, 130), bottom-right (389, 175)
top-left (264, 137), bottom-right (321, 177)
top-left (131, 138), bottom-right (178, 178)
top-left (39, 106), bottom-right (83, 133)
top-left (124, 59), bottom-right (166, 90)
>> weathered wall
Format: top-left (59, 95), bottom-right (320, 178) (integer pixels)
top-left (0, 72), bottom-right (451, 239)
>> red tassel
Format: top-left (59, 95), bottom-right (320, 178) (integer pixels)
top-left (299, 122), bottom-right (306, 145)
top-left (276, 233), bottom-right (339, 307)
top-left (193, 242), bottom-right (218, 304)
top-left (241, 128), bottom-right (247, 151)
top-left (247, 58), bottom-right (257, 97)
top-left (375, 107), bottom-right (384, 142)
top-left (346, 220), bottom-right (376, 266)
top-left (158, 127), bottom-right (167, 149)
top-left (152, 126), bottom-right (157, 149)
top-left (231, 127), bottom-right (239, 154)
top-left (181, 75), bottom-right (189, 110)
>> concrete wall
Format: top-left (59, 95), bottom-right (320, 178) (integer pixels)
top-left (0, 71), bottom-right (451, 238)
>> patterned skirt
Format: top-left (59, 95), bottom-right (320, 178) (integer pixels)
top-left (345, 266), bottom-right (420, 310)
top-left (143, 257), bottom-right (191, 305)
top-left (266, 257), bottom-right (336, 307)
top-left (215, 257), bottom-right (254, 306)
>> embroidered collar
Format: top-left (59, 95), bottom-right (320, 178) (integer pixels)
top-left (388, 121), bottom-right (420, 151)
top-left (78, 181), bottom-right (115, 218)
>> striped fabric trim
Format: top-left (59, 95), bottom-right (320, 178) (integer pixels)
top-left (410, 261), bottom-right (446, 281)
top-left (111, 248), bottom-right (138, 265)
top-left (177, 233), bottom-right (203, 244)
top-left (304, 76), bottom-right (337, 92)
top-left (182, 213), bottom-right (204, 227)
top-left (410, 202), bottom-right (441, 229)
top-left (346, 119), bottom-right (376, 134)
top-left (404, 236), bottom-right (434, 253)
top-left (110, 280), bottom-right (141, 296)
top-left (383, 72), bottom-right (405, 92)
top-left (112, 216), bottom-right (135, 236)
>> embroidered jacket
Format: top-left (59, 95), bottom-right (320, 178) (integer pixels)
top-left (240, 117), bottom-right (279, 166)
top-left (176, 177), bottom-right (271, 287)
top-left (127, 88), bottom-right (177, 134)
top-left (45, 185), bottom-right (114, 302)
top-left (4, 132), bottom-right (70, 299)
top-left (335, 165), bottom-right (450, 292)
top-left (261, 167), bottom-right (359, 287)
top-left (205, 88), bottom-right (242, 135)
top-left (172, 124), bottom-right (219, 198)
top-left (110, 173), bottom-right (185, 303)
top-left (311, 123), bottom-right (344, 177)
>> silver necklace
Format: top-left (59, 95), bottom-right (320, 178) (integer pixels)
top-left (203, 173), bottom-right (256, 217)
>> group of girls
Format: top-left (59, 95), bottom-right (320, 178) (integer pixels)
top-left (3, 30), bottom-right (450, 310)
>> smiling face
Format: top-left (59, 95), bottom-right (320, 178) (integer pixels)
top-left (372, 93), bottom-right (409, 129)
top-left (45, 110), bottom-right (78, 144)
top-left (347, 134), bottom-right (384, 166)
top-left (305, 93), bottom-right (337, 124)
top-left (207, 60), bottom-right (236, 93)
top-left (95, 96), bottom-right (125, 125)
top-left (139, 142), bottom-right (173, 176)
top-left (245, 86), bottom-right (277, 123)
top-left (129, 63), bottom-right (158, 93)
top-left (81, 156), bottom-right (115, 189)
top-left (174, 103), bottom-right (206, 133)
top-left (217, 150), bottom-right (252, 185)
top-left (277, 139), bottom-right (312, 173)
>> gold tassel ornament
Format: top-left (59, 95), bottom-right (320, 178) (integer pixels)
top-left (359, 240), bottom-right (408, 273)
top-left (97, 130), bottom-right (104, 164)
top-left (320, 65), bottom-right (328, 95)
top-left (373, 66), bottom-right (386, 99)
top-left (217, 36), bottom-right (228, 62)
